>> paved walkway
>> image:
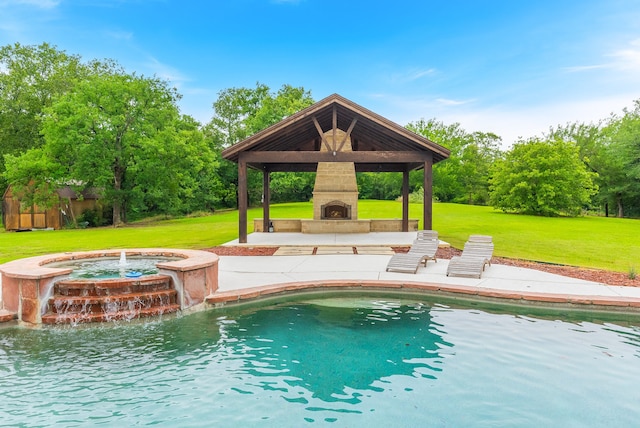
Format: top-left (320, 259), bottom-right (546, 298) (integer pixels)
top-left (215, 232), bottom-right (640, 309)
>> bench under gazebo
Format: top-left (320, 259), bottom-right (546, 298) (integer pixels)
top-left (222, 94), bottom-right (450, 243)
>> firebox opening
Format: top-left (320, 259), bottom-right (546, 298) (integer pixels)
top-left (321, 201), bottom-right (351, 220)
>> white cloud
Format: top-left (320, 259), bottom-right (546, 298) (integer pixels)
top-left (435, 98), bottom-right (475, 107)
top-left (389, 67), bottom-right (437, 84)
top-left (143, 56), bottom-right (190, 86)
top-left (608, 39), bottom-right (640, 71)
top-left (368, 93), bottom-right (638, 149)
top-left (565, 39), bottom-right (640, 74)
top-left (563, 64), bottom-right (608, 73)
top-left (437, 95), bottom-right (638, 148)
top-left (104, 30), bottom-right (133, 41)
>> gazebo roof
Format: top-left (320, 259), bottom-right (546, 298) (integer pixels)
top-left (221, 93), bottom-right (450, 172)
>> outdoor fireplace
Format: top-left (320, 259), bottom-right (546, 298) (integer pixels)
top-left (312, 129), bottom-right (359, 222)
top-left (301, 128), bottom-right (369, 233)
top-left (322, 201), bottom-right (351, 220)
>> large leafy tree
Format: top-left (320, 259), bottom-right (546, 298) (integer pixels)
top-left (549, 109), bottom-right (640, 218)
top-left (406, 119), bottom-right (502, 204)
top-left (0, 43), bottom-right (88, 188)
top-left (600, 101), bottom-right (640, 217)
top-left (205, 83), bottom-right (315, 207)
top-left (489, 138), bottom-right (597, 216)
top-left (207, 83), bottom-right (270, 148)
top-left (547, 121), bottom-right (619, 216)
top-left (35, 69), bottom-right (214, 225)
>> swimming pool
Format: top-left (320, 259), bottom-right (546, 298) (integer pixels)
top-left (1, 296), bottom-right (639, 426)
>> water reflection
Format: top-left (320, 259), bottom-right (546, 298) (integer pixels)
top-left (215, 299), bottom-right (454, 404)
top-left (1, 298), bottom-right (639, 426)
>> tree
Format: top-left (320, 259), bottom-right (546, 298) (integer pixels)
top-left (550, 105), bottom-right (640, 218)
top-left (127, 114), bottom-right (221, 217)
top-left (207, 83), bottom-right (270, 149)
top-left (459, 131), bottom-right (503, 205)
top-left (38, 69), bottom-right (213, 225)
top-left (245, 84), bottom-right (314, 135)
top-left (0, 43), bottom-right (87, 188)
top-left (270, 172), bottom-right (315, 203)
top-left (205, 83), bottom-right (315, 208)
top-left (357, 172), bottom-right (402, 200)
top-left (406, 119), bottom-right (502, 204)
top-left (489, 138), bottom-right (597, 216)
top-left (600, 101), bottom-right (640, 217)
top-left (3, 147), bottom-right (63, 209)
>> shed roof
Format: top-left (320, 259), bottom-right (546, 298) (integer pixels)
top-left (221, 93), bottom-right (450, 172)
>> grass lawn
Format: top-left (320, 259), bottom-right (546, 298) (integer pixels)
top-left (0, 201), bottom-right (637, 274)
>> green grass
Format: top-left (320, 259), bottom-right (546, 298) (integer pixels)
top-left (0, 201), bottom-right (638, 273)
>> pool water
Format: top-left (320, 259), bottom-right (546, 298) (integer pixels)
top-left (1, 297), bottom-right (639, 426)
top-left (48, 256), bottom-right (181, 278)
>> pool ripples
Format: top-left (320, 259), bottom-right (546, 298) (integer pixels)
top-left (1, 301), bottom-right (639, 426)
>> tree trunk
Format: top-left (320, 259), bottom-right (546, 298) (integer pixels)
top-left (112, 200), bottom-right (122, 226)
top-left (616, 194), bottom-right (624, 218)
top-left (67, 197), bottom-right (77, 225)
top-left (112, 162), bottom-right (125, 227)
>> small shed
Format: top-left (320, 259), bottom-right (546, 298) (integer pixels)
top-left (2, 185), bottom-right (101, 230)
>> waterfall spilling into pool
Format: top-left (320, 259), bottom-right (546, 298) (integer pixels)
top-left (40, 254), bottom-right (180, 324)
top-left (43, 274), bottom-right (180, 324)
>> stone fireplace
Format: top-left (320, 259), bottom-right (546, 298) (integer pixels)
top-left (301, 128), bottom-right (370, 233)
top-left (312, 129), bottom-right (359, 220)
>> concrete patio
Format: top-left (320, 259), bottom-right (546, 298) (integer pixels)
top-left (214, 232), bottom-right (640, 308)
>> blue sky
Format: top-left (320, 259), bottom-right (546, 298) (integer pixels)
top-left (2, 0), bottom-right (640, 147)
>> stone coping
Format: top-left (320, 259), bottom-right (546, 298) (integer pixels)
top-left (0, 248), bottom-right (219, 279)
top-left (206, 280), bottom-right (640, 314)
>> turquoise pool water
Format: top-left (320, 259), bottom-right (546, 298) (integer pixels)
top-left (47, 256), bottom-right (180, 278)
top-left (1, 296), bottom-right (639, 426)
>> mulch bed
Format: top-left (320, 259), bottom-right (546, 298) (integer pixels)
top-left (204, 246), bottom-right (639, 287)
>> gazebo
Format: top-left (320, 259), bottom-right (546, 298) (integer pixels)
top-left (222, 94), bottom-right (450, 243)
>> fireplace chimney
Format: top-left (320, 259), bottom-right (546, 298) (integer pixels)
top-left (312, 129), bottom-right (359, 221)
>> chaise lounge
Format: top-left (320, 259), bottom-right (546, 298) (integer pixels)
top-left (446, 235), bottom-right (494, 278)
top-left (386, 231), bottom-right (439, 274)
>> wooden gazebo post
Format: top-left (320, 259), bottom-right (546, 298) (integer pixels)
top-left (262, 166), bottom-right (271, 233)
top-left (238, 155), bottom-right (248, 243)
top-left (423, 153), bottom-right (433, 230)
top-left (402, 167), bottom-right (410, 232)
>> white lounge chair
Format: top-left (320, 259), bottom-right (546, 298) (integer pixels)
top-left (446, 236), bottom-right (494, 278)
top-left (386, 232), bottom-right (439, 274)
top-left (416, 230), bottom-right (439, 241)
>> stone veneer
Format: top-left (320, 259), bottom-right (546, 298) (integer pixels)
top-left (253, 219), bottom-right (420, 233)
top-left (311, 129), bottom-right (359, 227)
top-left (0, 248), bottom-right (218, 325)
